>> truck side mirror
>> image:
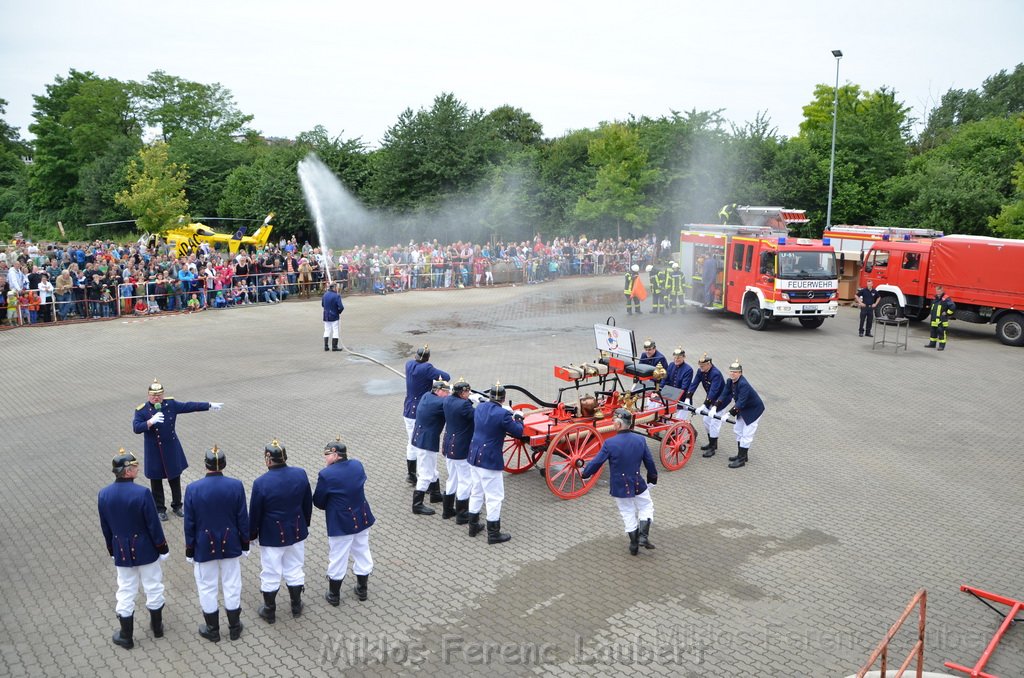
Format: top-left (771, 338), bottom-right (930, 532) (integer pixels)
top-left (864, 264), bottom-right (873, 273)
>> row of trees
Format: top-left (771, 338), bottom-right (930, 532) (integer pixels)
top-left (1, 65), bottom-right (1023, 245)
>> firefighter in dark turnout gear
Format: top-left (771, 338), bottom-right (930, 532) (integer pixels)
top-left (665, 262), bottom-right (685, 313)
top-left (625, 265), bottom-right (642, 315)
top-left (925, 285), bottom-right (956, 350)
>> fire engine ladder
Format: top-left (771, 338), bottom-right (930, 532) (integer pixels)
top-left (944, 585), bottom-right (1023, 678)
top-left (855, 588), bottom-right (927, 678)
top-left (827, 225), bottom-right (945, 239)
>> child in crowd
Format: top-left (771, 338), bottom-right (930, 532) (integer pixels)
top-left (187, 293), bottom-right (201, 312)
top-left (5, 289), bottom-right (17, 326)
top-left (99, 286), bottom-right (115, 317)
top-left (133, 299), bottom-right (148, 316)
top-left (213, 291), bottom-right (227, 308)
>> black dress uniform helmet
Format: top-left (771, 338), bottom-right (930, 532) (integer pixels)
top-left (452, 378), bottom-right (471, 395)
top-left (264, 439), bottom-right (287, 463)
top-left (415, 345), bottom-right (430, 363)
top-left (324, 438), bottom-right (348, 461)
top-left (432, 379), bottom-right (451, 393)
top-left (489, 381), bottom-right (506, 403)
top-left (112, 448), bottom-right (139, 474)
top-left (205, 445), bottom-right (227, 471)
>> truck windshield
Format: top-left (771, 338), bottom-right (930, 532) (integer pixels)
top-left (776, 251), bottom-right (837, 280)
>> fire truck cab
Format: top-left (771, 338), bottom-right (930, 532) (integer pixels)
top-left (679, 221), bottom-right (839, 330)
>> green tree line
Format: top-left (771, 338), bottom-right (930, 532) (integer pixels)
top-left (1, 65), bottom-right (1023, 244)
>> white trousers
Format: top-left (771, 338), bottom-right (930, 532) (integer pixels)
top-left (734, 416), bottom-right (760, 448)
top-left (444, 457), bottom-right (472, 499)
top-left (614, 489), bottom-right (655, 533)
top-left (703, 413), bottom-right (723, 438)
top-left (327, 530), bottom-right (373, 580)
top-left (323, 319), bottom-right (339, 339)
top-left (468, 466), bottom-right (504, 521)
top-left (193, 557), bottom-right (242, 613)
top-left (258, 541), bottom-right (306, 591)
top-left (414, 447), bottom-right (438, 491)
top-left (403, 417), bottom-right (417, 461)
top-left (114, 561), bottom-right (165, 616)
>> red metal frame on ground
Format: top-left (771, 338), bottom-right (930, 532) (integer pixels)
top-left (944, 585), bottom-right (1024, 678)
top-left (856, 588), bottom-right (926, 678)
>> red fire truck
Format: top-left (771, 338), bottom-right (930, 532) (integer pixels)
top-left (859, 235), bottom-right (1024, 346)
top-left (679, 210), bottom-right (839, 330)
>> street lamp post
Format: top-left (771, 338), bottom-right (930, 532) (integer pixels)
top-left (825, 49), bottom-right (843, 231)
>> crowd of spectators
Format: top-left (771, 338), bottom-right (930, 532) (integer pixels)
top-left (1, 233), bottom-right (670, 328)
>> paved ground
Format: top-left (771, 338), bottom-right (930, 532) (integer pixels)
top-left (0, 276), bottom-right (1021, 677)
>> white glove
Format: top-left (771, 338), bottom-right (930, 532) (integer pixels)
top-left (241, 550), bottom-right (249, 559)
top-left (469, 393), bottom-right (486, 405)
top-left (186, 557), bottom-right (194, 564)
top-left (148, 412), bottom-right (164, 426)
top-left (210, 402), bottom-right (223, 411)
top-left (512, 411), bottom-right (525, 422)
top-left (708, 407), bottom-right (718, 420)
top-left (683, 399), bottom-right (692, 409)
top-left (159, 553), bottom-right (169, 561)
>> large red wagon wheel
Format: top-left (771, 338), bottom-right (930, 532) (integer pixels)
top-left (543, 423), bottom-right (602, 499)
top-left (503, 403), bottom-right (540, 474)
top-left (659, 420), bottom-right (696, 471)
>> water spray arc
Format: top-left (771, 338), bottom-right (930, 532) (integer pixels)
top-left (298, 153), bottom-right (403, 378)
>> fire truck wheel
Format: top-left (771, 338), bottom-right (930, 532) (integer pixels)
top-left (798, 317), bottom-right (825, 329)
top-left (875, 295), bottom-right (901, 321)
top-left (743, 302), bottom-right (768, 331)
top-left (996, 313), bottom-right (1024, 346)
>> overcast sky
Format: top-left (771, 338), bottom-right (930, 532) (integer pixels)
top-left (2, 0), bottom-right (1022, 147)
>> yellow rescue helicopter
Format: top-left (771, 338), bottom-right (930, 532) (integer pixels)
top-left (88, 214), bottom-right (275, 257)
top-left (162, 213), bottom-right (275, 257)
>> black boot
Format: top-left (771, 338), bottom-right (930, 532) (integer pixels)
top-left (325, 578), bottom-right (343, 606)
top-left (258, 590), bottom-right (278, 624)
top-left (354, 574), bottom-right (369, 602)
top-left (112, 613), bottom-right (134, 649)
top-left (198, 610), bottom-right (220, 642)
top-left (428, 480), bottom-right (444, 503)
top-left (405, 459), bottom-right (417, 485)
top-left (700, 436), bottom-right (715, 451)
top-left (324, 337), bottom-right (330, 352)
top-left (332, 338), bottom-right (341, 351)
top-left (638, 519), bottom-right (656, 549)
top-left (467, 512), bottom-right (483, 537)
top-left (924, 342), bottom-right (936, 348)
top-left (226, 607), bottom-right (243, 641)
top-left (441, 493), bottom-right (456, 519)
top-left (729, 447), bottom-right (748, 469)
top-left (287, 585), bottom-right (304, 617)
top-left (628, 530), bottom-right (640, 556)
top-left (454, 498), bottom-right (470, 525)
top-left (487, 520), bottom-right (511, 544)
top-left (412, 490), bottom-right (436, 515)
top-left (702, 437), bottom-right (718, 458)
top-left (729, 442), bottom-right (742, 462)
top-left (150, 605), bottom-right (164, 638)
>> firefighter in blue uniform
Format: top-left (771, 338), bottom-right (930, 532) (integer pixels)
top-left (924, 284), bottom-right (956, 350)
top-left (314, 439), bottom-right (375, 605)
top-left (411, 379), bottom-right (451, 515)
top-left (721, 359), bottom-right (765, 469)
top-left (639, 339), bottom-right (669, 373)
top-left (183, 446), bottom-right (249, 643)
top-left (581, 409), bottom-right (659, 555)
top-left (663, 347), bottom-right (693, 400)
top-left (98, 449), bottom-right (170, 650)
top-left (403, 346), bottom-right (451, 483)
top-left (441, 379), bottom-right (482, 524)
top-left (249, 440), bottom-right (312, 624)
top-left (322, 281), bottom-right (345, 351)
top-left (466, 383), bottom-right (524, 544)
top-left (132, 379), bottom-right (222, 521)
top-left (684, 354), bottom-right (727, 457)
